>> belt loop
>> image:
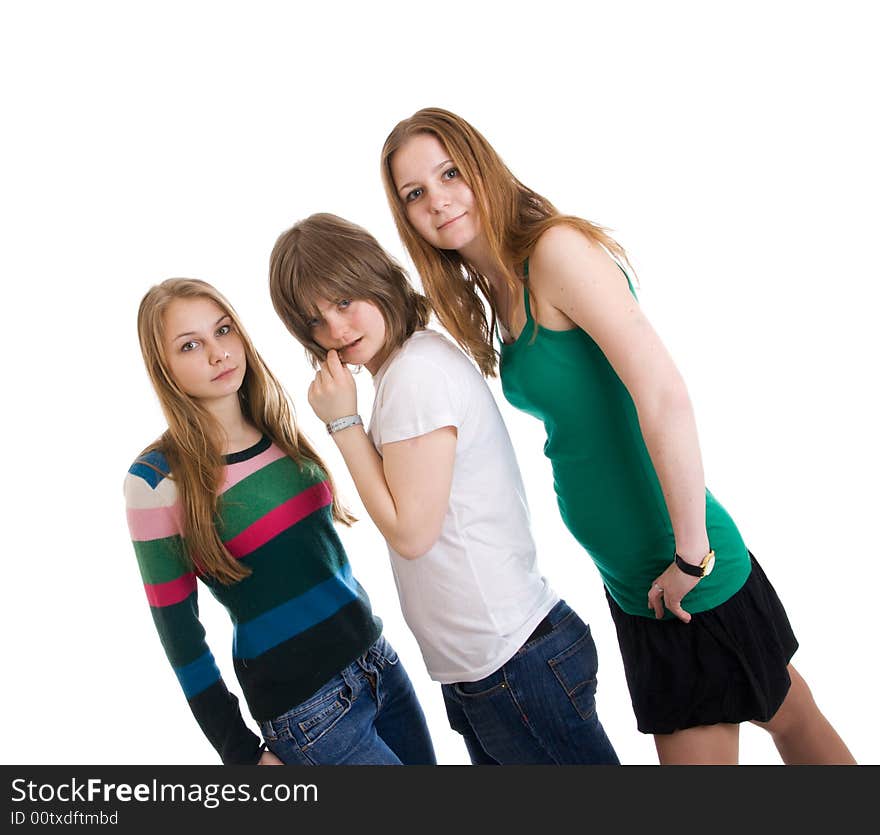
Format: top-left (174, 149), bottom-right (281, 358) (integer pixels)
top-left (342, 659), bottom-right (361, 694)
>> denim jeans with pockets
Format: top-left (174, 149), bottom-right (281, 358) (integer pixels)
top-left (441, 599), bottom-right (619, 764)
top-left (259, 635), bottom-right (436, 765)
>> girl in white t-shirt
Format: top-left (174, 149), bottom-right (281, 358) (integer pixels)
top-left (268, 212), bottom-right (619, 764)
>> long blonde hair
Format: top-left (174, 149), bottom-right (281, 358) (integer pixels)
top-left (381, 107), bottom-right (632, 376)
top-left (136, 278), bottom-right (354, 585)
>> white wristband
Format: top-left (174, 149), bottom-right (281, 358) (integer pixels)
top-left (326, 414), bottom-right (363, 435)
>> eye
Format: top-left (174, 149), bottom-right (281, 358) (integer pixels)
top-left (181, 340), bottom-right (198, 353)
top-left (404, 187), bottom-right (423, 203)
top-left (442, 167), bottom-right (459, 180)
top-left (216, 324), bottom-right (232, 337)
top-left (306, 316), bottom-right (320, 329)
top-left (337, 299), bottom-right (351, 310)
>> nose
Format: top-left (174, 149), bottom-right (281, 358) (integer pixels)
top-left (427, 185), bottom-right (450, 213)
top-left (324, 311), bottom-right (348, 342)
top-left (207, 340), bottom-right (228, 364)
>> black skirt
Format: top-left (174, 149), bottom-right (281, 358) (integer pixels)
top-left (606, 553), bottom-right (799, 734)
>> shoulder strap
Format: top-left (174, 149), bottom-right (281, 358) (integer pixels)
top-left (522, 259), bottom-right (533, 320)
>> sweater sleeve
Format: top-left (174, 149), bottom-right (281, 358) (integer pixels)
top-left (123, 456), bottom-right (263, 764)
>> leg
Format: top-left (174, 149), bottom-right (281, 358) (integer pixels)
top-left (751, 664), bottom-right (855, 764)
top-left (441, 684), bottom-right (501, 764)
top-left (500, 601), bottom-right (619, 764)
top-left (653, 723), bottom-right (740, 764)
top-left (448, 601), bottom-right (619, 764)
top-left (367, 637), bottom-right (437, 765)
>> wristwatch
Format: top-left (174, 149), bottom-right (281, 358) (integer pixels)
top-left (326, 414), bottom-right (363, 435)
top-left (674, 549), bottom-right (716, 578)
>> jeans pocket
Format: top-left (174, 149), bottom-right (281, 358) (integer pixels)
top-left (292, 684), bottom-right (354, 746)
top-left (548, 625), bottom-right (599, 721)
top-left (452, 669), bottom-right (507, 699)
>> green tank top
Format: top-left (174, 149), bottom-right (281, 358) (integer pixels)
top-left (499, 262), bottom-right (751, 617)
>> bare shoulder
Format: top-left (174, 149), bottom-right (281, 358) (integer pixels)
top-left (529, 222), bottom-right (626, 308)
top-left (531, 222), bottom-right (601, 266)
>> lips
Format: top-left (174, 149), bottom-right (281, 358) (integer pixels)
top-left (437, 212), bottom-right (465, 231)
top-left (211, 367), bottom-right (237, 382)
top-left (339, 337), bottom-right (362, 356)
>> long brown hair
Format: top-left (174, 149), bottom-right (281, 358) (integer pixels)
top-left (269, 213), bottom-right (431, 366)
top-left (381, 107), bottom-right (632, 376)
top-left (136, 278), bottom-right (354, 585)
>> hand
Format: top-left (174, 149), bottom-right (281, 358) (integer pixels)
top-left (308, 349), bottom-right (358, 424)
top-left (647, 562), bottom-right (701, 623)
top-left (258, 749), bottom-right (284, 765)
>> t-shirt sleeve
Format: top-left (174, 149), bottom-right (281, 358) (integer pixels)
top-left (372, 350), bottom-right (465, 447)
top-left (123, 461), bottom-right (263, 765)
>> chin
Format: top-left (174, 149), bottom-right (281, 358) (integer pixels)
top-left (440, 229), bottom-right (477, 251)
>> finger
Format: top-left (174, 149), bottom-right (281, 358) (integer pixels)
top-left (315, 365), bottom-right (331, 387)
top-left (325, 349), bottom-right (341, 374)
top-left (329, 348), bottom-right (355, 383)
top-left (668, 600), bottom-right (692, 624)
top-left (648, 584), bottom-right (665, 619)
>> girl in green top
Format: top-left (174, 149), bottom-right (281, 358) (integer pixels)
top-left (378, 107), bottom-right (854, 766)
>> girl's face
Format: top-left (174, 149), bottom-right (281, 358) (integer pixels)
top-left (162, 296), bottom-right (246, 403)
top-left (390, 133), bottom-right (481, 252)
top-left (307, 297), bottom-right (388, 373)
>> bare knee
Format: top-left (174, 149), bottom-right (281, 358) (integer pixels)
top-left (753, 664), bottom-right (855, 764)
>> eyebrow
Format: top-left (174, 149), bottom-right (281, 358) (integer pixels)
top-left (396, 159), bottom-right (455, 195)
top-left (171, 314), bottom-right (230, 342)
top-left (314, 297), bottom-right (353, 318)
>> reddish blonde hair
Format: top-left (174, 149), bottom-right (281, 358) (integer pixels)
top-left (381, 107), bottom-right (631, 375)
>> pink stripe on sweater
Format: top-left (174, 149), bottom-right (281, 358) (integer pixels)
top-left (224, 481), bottom-right (332, 558)
top-left (220, 443), bottom-right (287, 494)
top-left (127, 505), bottom-right (181, 541)
top-left (145, 573), bottom-right (197, 607)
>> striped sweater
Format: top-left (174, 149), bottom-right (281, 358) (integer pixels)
top-left (123, 435), bottom-right (382, 764)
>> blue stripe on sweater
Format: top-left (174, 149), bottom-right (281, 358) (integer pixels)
top-left (128, 450), bottom-right (170, 489)
top-left (175, 650), bottom-right (222, 699)
top-left (232, 562), bottom-right (359, 659)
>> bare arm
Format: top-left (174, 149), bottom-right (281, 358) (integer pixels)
top-left (528, 225), bottom-right (709, 620)
top-left (308, 349), bottom-right (456, 559)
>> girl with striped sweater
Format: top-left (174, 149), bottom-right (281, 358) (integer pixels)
top-left (124, 278), bottom-right (435, 765)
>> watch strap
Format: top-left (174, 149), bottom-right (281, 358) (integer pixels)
top-left (674, 550), bottom-right (714, 578)
top-left (326, 414), bottom-right (363, 435)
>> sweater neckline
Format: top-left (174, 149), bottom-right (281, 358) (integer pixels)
top-left (223, 434), bottom-right (271, 464)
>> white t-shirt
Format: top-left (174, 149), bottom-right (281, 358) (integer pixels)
top-left (369, 329), bottom-right (558, 683)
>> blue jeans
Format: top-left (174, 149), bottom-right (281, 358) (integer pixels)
top-left (441, 600), bottom-right (619, 764)
top-left (258, 635), bottom-right (436, 765)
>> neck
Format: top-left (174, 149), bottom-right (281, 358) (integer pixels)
top-left (457, 234), bottom-right (510, 296)
top-left (365, 341), bottom-right (396, 376)
top-left (203, 395), bottom-right (257, 454)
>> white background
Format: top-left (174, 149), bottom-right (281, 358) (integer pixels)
top-left (2, 1), bottom-right (877, 765)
